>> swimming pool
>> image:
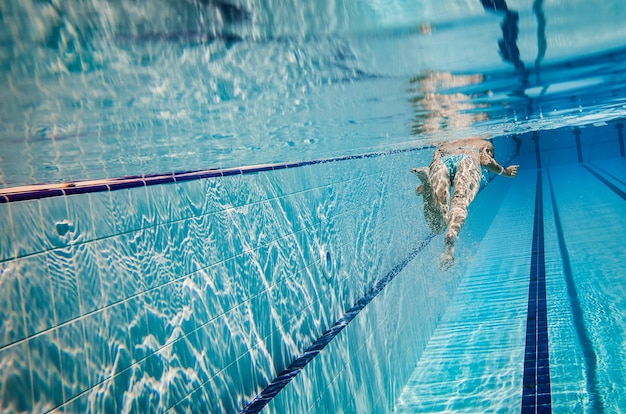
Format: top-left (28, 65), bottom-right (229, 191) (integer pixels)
top-left (1, 1), bottom-right (626, 413)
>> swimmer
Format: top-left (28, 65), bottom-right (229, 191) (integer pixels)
top-left (412, 138), bottom-right (519, 270)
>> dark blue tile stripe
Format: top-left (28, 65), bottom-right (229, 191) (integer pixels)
top-left (589, 163), bottom-right (626, 188)
top-left (573, 128), bottom-right (583, 163)
top-left (521, 172), bottom-right (552, 413)
top-left (546, 170), bottom-right (604, 412)
top-left (616, 123), bottom-right (625, 157)
top-left (0, 147), bottom-right (428, 204)
top-left (532, 132), bottom-right (542, 169)
top-left (239, 235), bottom-right (435, 414)
top-left (582, 164), bottom-right (626, 201)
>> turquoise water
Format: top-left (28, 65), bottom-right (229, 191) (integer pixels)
top-left (1, 0), bottom-right (626, 413)
top-left (2, 0), bottom-right (626, 187)
top-left (394, 150), bottom-right (626, 412)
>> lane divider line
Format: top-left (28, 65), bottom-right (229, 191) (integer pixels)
top-left (521, 172), bottom-right (552, 413)
top-left (239, 235), bottom-right (435, 414)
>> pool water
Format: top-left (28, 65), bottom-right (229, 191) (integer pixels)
top-left (1, 1), bottom-right (626, 413)
top-left (394, 144), bottom-right (626, 412)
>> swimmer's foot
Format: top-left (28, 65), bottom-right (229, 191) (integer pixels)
top-left (411, 167), bottom-right (430, 184)
top-left (439, 250), bottom-right (454, 271)
top-left (412, 167), bottom-right (430, 197)
top-left (439, 236), bottom-right (455, 271)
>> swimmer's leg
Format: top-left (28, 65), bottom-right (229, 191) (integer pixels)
top-left (440, 157), bottom-right (481, 270)
top-left (412, 165), bottom-right (447, 234)
top-left (428, 160), bottom-right (451, 234)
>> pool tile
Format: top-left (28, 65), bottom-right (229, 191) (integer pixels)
top-left (145, 183), bottom-right (171, 226)
top-left (0, 202), bottom-right (14, 261)
top-left (16, 253), bottom-right (56, 336)
top-left (28, 329), bottom-right (64, 411)
top-left (264, 164), bottom-right (307, 196)
top-left (73, 240), bottom-right (106, 315)
top-left (54, 385), bottom-right (97, 413)
top-left (167, 337), bottom-right (203, 407)
top-left (204, 314), bottom-right (238, 376)
top-left (187, 269), bottom-right (221, 322)
top-left (143, 281), bottom-right (186, 348)
top-left (0, 342), bottom-right (33, 412)
top-left (0, 260), bottom-right (25, 347)
top-left (46, 247), bottom-right (81, 324)
top-left (172, 385), bottom-right (211, 414)
top-left (56, 319), bottom-right (90, 402)
top-left (110, 362), bottom-right (133, 411)
top-left (248, 291), bottom-right (273, 341)
top-left (82, 304), bottom-right (133, 387)
top-left (216, 360), bottom-right (245, 413)
top-left (11, 199), bottom-right (45, 258)
top-left (129, 353), bottom-right (167, 411)
top-left (109, 231), bottom-right (145, 298)
top-left (175, 179), bottom-right (206, 220)
top-left (91, 236), bottom-right (127, 305)
top-left (65, 193), bottom-right (96, 244)
top-left (151, 182), bottom-right (177, 224)
top-left (40, 195), bottom-right (72, 250)
top-left (206, 176), bottom-right (234, 213)
top-left (235, 351), bottom-right (257, 401)
top-left (218, 208), bottom-right (248, 260)
top-left (210, 256), bottom-right (247, 314)
top-left (165, 218), bottom-right (191, 278)
top-left (110, 186), bottom-right (150, 234)
top-left (125, 295), bottom-right (152, 362)
top-left (88, 190), bottom-right (116, 240)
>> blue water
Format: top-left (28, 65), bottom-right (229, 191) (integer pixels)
top-left (394, 154), bottom-right (626, 412)
top-left (2, 0), bottom-right (626, 187)
top-left (1, 1), bottom-right (626, 413)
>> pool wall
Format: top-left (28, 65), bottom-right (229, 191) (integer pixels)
top-left (0, 143), bottom-right (470, 412)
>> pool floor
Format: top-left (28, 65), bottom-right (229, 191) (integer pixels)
top-left (394, 158), bottom-right (626, 412)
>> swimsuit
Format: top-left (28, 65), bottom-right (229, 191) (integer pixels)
top-left (440, 153), bottom-right (488, 184)
top-left (440, 154), bottom-right (468, 181)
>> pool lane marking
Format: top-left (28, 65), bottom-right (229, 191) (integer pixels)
top-left (0, 146), bottom-right (432, 204)
top-left (616, 123), bottom-right (625, 157)
top-left (532, 131), bottom-right (542, 169)
top-left (582, 164), bottom-right (626, 201)
top-left (239, 235), bottom-right (435, 414)
top-left (574, 128), bottom-right (583, 163)
top-left (546, 170), bottom-right (604, 412)
top-left (588, 163), bottom-right (626, 188)
top-left (521, 171), bottom-right (552, 412)
top-left (0, 141), bottom-right (521, 205)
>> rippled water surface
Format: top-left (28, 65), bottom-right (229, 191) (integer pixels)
top-left (2, 0), bottom-right (626, 187)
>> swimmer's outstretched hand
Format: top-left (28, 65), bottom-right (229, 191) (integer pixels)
top-left (504, 165), bottom-right (519, 177)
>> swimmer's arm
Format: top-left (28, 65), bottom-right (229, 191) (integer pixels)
top-left (480, 148), bottom-right (519, 177)
top-left (484, 163), bottom-right (519, 177)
